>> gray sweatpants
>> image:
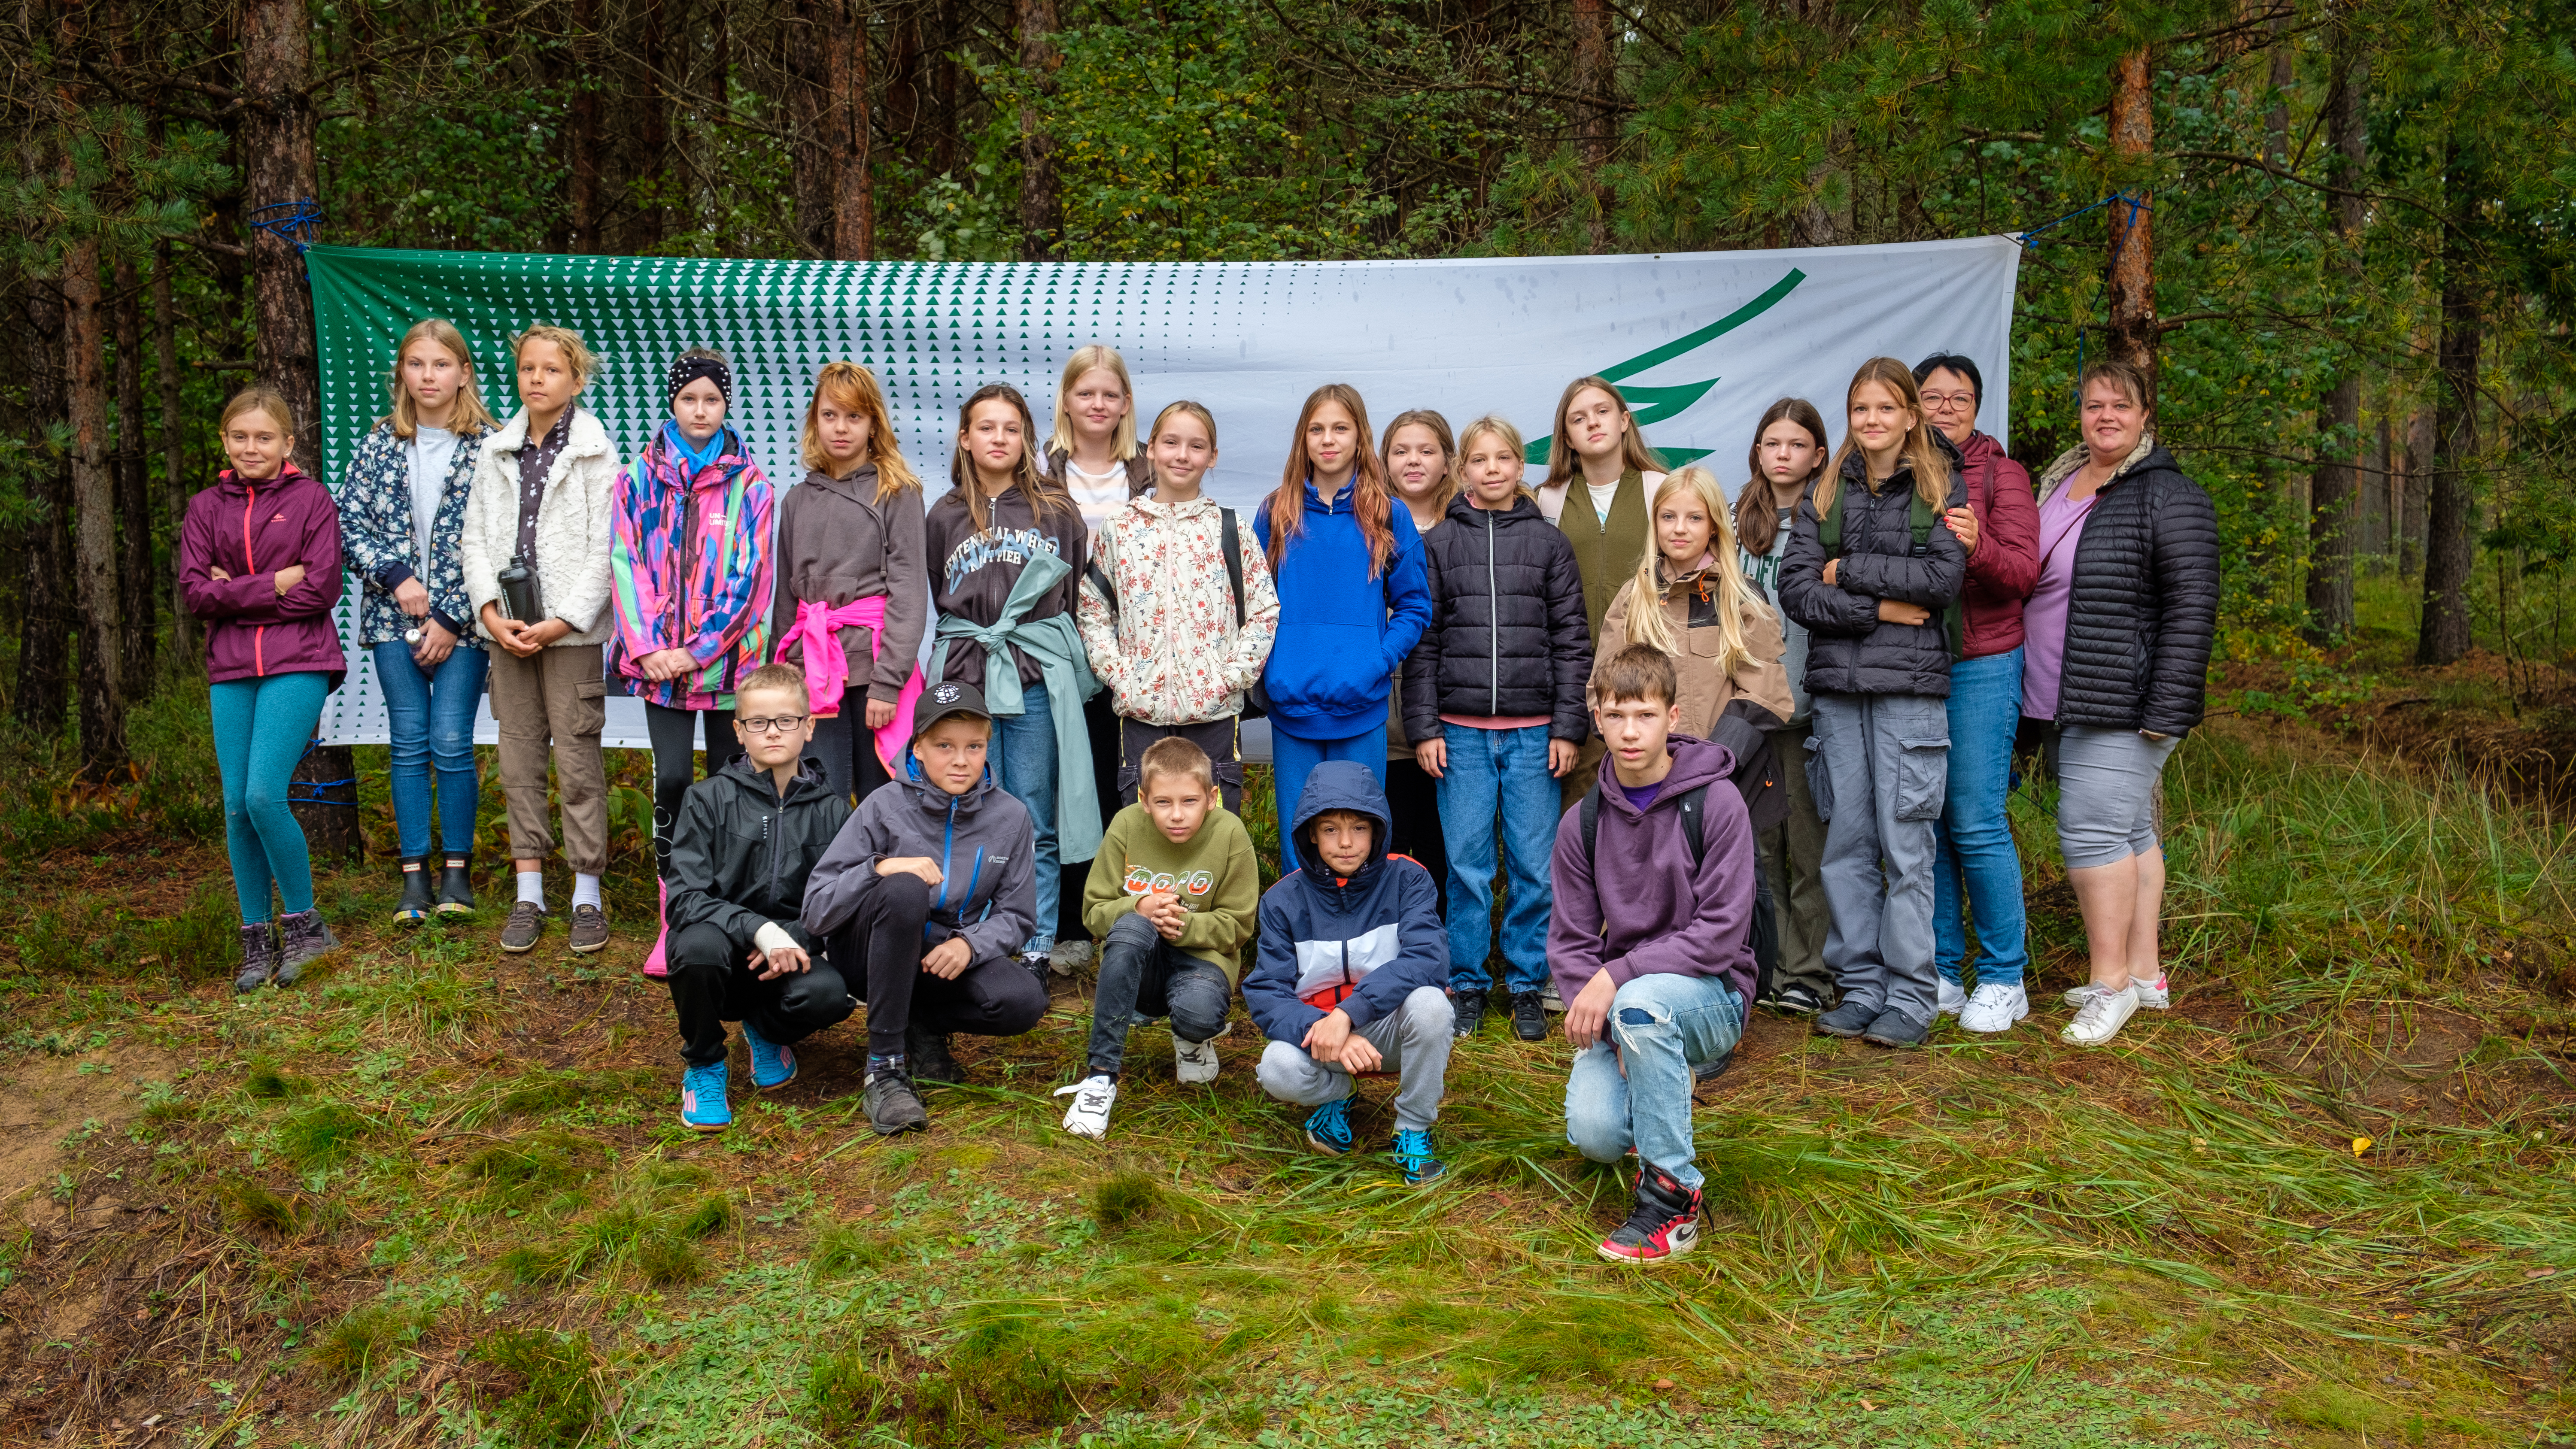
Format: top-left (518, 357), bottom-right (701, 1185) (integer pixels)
top-left (1255, 985), bottom-right (1455, 1132)
top-left (1808, 691), bottom-right (1950, 1025)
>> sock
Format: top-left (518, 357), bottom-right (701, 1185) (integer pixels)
top-left (573, 873), bottom-right (603, 909)
top-left (516, 871), bottom-right (546, 907)
top-left (866, 1052), bottom-right (906, 1082)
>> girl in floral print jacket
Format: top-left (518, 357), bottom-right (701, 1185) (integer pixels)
top-left (1076, 400), bottom-right (1279, 815)
top-left (333, 319), bottom-right (500, 923)
top-left (608, 347), bottom-right (777, 977)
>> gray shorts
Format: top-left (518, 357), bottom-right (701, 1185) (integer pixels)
top-left (2054, 725), bottom-right (2179, 869)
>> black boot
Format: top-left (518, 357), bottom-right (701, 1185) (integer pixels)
top-left (435, 853), bottom-right (476, 917)
top-left (395, 857), bottom-right (435, 924)
top-left (1449, 989), bottom-right (1487, 1040)
top-left (904, 1021), bottom-right (963, 1087)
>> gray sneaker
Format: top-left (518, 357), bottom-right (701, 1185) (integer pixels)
top-left (233, 923), bottom-right (277, 993)
top-left (1815, 998), bottom-right (1877, 1039)
top-left (567, 903), bottom-right (610, 955)
top-left (273, 909), bottom-right (337, 985)
top-left (1861, 1008), bottom-right (1929, 1049)
top-left (500, 901), bottom-right (547, 954)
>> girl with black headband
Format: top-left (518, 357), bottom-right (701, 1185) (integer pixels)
top-left (608, 345), bottom-right (778, 979)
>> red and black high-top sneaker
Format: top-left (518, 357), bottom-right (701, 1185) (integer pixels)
top-left (1596, 1163), bottom-right (1703, 1263)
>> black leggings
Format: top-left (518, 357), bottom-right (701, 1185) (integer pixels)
top-left (846, 871), bottom-right (1051, 1055)
top-left (810, 710), bottom-right (894, 806)
top-left (647, 703), bottom-right (743, 877)
top-left (665, 919), bottom-right (856, 1067)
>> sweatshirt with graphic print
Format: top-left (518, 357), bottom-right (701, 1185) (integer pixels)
top-left (1081, 802), bottom-right (1261, 983)
top-left (924, 482), bottom-right (1089, 692)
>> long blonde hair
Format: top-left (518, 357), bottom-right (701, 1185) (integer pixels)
top-left (383, 319), bottom-right (498, 440)
top-left (1624, 467), bottom-right (1770, 677)
top-left (1820, 358), bottom-right (1949, 514)
top-left (1045, 344), bottom-right (1139, 462)
top-left (800, 361), bottom-right (919, 503)
top-left (1541, 375), bottom-right (1666, 492)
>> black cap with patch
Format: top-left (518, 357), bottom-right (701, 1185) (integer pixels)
top-left (912, 679), bottom-right (992, 738)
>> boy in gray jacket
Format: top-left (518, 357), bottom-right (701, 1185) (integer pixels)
top-left (803, 681), bottom-right (1051, 1133)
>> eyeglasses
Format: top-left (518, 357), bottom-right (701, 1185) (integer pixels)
top-left (738, 715), bottom-right (808, 735)
top-left (1920, 391), bottom-right (1978, 410)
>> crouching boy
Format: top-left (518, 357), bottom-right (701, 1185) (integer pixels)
top-left (1555, 645), bottom-right (1760, 1263)
top-left (803, 680), bottom-right (1052, 1135)
top-left (1053, 737), bottom-right (1260, 1140)
top-left (1241, 761), bottom-right (1454, 1185)
top-left (665, 663), bottom-right (858, 1132)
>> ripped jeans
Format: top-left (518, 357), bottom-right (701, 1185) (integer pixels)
top-left (1563, 973), bottom-right (1746, 1189)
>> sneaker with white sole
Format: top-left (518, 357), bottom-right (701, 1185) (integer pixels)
top-left (2064, 975), bottom-right (2169, 1010)
top-left (1172, 1034), bottom-right (1220, 1084)
top-left (1958, 981), bottom-right (2029, 1034)
top-left (1935, 974), bottom-right (1968, 1018)
top-left (2060, 983), bottom-right (2140, 1046)
top-left (1054, 1073), bottom-right (1117, 1139)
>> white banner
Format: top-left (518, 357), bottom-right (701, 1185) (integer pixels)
top-left (307, 236), bottom-right (2020, 748)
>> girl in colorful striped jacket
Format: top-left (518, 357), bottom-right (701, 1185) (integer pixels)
top-left (609, 347), bottom-right (777, 977)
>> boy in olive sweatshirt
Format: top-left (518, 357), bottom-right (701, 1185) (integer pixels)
top-left (1054, 737), bottom-right (1259, 1140)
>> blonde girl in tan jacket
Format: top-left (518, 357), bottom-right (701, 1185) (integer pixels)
top-left (1592, 467), bottom-right (1792, 737)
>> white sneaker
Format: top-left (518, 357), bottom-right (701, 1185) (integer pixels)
top-left (1053, 1074), bottom-right (1117, 1139)
top-left (2064, 975), bottom-right (2169, 1010)
top-left (1541, 978), bottom-right (1566, 1013)
top-left (1935, 976), bottom-right (1969, 1018)
top-left (1173, 1035), bottom-right (1220, 1085)
top-left (1958, 981), bottom-right (2029, 1034)
top-left (2060, 984), bottom-right (2139, 1046)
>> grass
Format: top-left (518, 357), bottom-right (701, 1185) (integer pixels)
top-left (5, 668), bottom-right (2576, 1443)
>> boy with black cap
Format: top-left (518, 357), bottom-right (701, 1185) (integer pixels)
top-left (804, 678), bottom-right (1052, 1134)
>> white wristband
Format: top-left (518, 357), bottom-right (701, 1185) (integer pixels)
top-left (753, 922), bottom-right (798, 956)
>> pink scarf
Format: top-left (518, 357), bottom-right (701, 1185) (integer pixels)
top-left (776, 596), bottom-right (923, 772)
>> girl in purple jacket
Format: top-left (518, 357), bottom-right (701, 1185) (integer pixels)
top-left (179, 386), bottom-right (350, 993)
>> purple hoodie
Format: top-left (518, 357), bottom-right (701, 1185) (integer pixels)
top-left (179, 464), bottom-right (348, 689)
top-left (1546, 733), bottom-right (1758, 1007)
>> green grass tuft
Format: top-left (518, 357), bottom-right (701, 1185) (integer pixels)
top-left (802, 1341), bottom-right (894, 1440)
top-left (1092, 1170), bottom-right (1163, 1229)
top-left (307, 1300), bottom-right (425, 1384)
top-left (472, 1329), bottom-right (598, 1449)
top-left (242, 1061), bottom-right (297, 1099)
top-left (674, 1192), bottom-right (733, 1239)
top-left (809, 1220), bottom-right (899, 1280)
top-left (276, 1101), bottom-right (371, 1167)
top-left (216, 1176), bottom-right (299, 1234)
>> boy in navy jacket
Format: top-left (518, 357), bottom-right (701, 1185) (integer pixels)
top-left (1243, 760), bottom-right (1454, 1183)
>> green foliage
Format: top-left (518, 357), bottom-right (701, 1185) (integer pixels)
top-left (472, 1328), bottom-right (599, 1449)
top-left (1091, 1170), bottom-right (1163, 1230)
top-left (215, 1175), bottom-right (299, 1234)
top-left (276, 1100), bottom-right (372, 1168)
top-left (307, 1298), bottom-right (428, 1384)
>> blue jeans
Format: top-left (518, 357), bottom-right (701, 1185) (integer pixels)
top-left (1269, 723), bottom-right (1387, 830)
top-left (1933, 647), bottom-right (2030, 986)
top-left (1434, 724), bottom-right (1556, 995)
top-left (210, 671), bottom-right (333, 924)
top-left (371, 640), bottom-right (489, 860)
top-left (1564, 974), bottom-right (1744, 1189)
top-left (993, 676), bottom-right (1059, 955)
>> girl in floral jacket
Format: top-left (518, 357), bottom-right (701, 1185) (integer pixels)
top-left (609, 347), bottom-right (776, 976)
top-left (1075, 400), bottom-right (1279, 817)
top-left (334, 318), bottom-right (499, 924)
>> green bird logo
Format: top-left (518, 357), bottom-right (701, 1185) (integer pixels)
top-left (1525, 267), bottom-right (1807, 470)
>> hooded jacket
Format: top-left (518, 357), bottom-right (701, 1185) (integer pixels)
top-left (1547, 734), bottom-right (1759, 1008)
top-left (1241, 761), bottom-right (1448, 1045)
top-left (1401, 492), bottom-right (1592, 744)
top-left (1778, 433), bottom-right (1969, 699)
top-left (334, 418), bottom-right (487, 650)
top-left (1253, 483), bottom-right (1432, 740)
top-left (2038, 438), bottom-right (2221, 735)
top-left (1076, 491), bottom-right (1282, 725)
top-left (609, 424), bottom-right (775, 708)
top-left (801, 755), bottom-right (1038, 968)
top-left (665, 754), bottom-right (854, 944)
top-left (768, 464), bottom-right (930, 709)
top-left (1592, 559), bottom-right (1795, 739)
top-left (179, 464), bottom-right (349, 688)
top-left (460, 406), bottom-right (618, 646)
top-left (1953, 430), bottom-right (2042, 659)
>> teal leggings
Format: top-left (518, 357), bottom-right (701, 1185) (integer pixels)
top-left (210, 672), bottom-right (332, 924)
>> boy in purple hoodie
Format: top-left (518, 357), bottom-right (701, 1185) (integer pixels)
top-left (1552, 644), bottom-right (1759, 1264)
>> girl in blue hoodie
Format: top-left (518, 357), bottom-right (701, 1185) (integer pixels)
top-left (1253, 384), bottom-right (1433, 823)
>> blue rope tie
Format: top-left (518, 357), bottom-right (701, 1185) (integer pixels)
top-left (2013, 192), bottom-right (2153, 409)
top-left (289, 736), bottom-right (358, 808)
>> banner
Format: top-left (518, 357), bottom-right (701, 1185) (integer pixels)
top-left (307, 237), bottom-right (2020, 747)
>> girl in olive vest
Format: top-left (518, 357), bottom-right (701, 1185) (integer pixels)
top-left (1534, 375), bottom-right (1668, 813)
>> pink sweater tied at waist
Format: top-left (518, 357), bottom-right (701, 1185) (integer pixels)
top-left (777, 595), bottom-right (925, 773)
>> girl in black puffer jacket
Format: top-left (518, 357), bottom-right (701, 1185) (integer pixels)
top-left (1778, 358), bottom-right (1969, 1050)
top-left (1401, 415), bottom-right (1592, 1040)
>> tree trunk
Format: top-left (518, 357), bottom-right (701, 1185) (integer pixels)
top-left (2104, 49), bottom-right (2158, 405)
top-left (639, 0), bottom-right (669, 250)
top-left (155, 243), bottom-right (197, 664)
top-left (1572, 0), bottom-right (1614, 252)
top-left (16, 282), bottom-right (73, 736)
top-left (886, 3), bottom-right (922, 156)
top-left (829, 0), bottom-right (875, 260)
top-left (64, 243), bottom-right (127, 773)
top-left (1015, 0), bottom-right (1061, 261)
top-left (2399, 406), bottom-right (2433, 579)
top-left (114, 254), bottom-right (154, 698)
top-left (568, 0), bottom-right (602, 251)
top-left (2417, 148), bottom-right (2479, 667)
top-left (2303, 20), bottom-right (2367, 642)
top-left (789, 0), bottom-right (833, 258)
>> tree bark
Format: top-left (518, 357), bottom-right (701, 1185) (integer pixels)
top-left (2399, 405), bottom-right (2432, 579)
top-left (1015, 0), bottom-right (1061, 261)
top-left (1572, 0), bottom-right (1614, 251)
top-left (64, 242), bottom-right (127, 773)
top-left (16, 281), bottom-right (73, 736)
top-left (155, 243), bottom-right (195, 664)
top-left (114, 253), bottom-right (154, 698)
top-left (789, 0), bottom-right (833, 258)
top-left (2104, 49), bottom-right (2158, 405)
top-left (2417, 146), bottom-right (2479, 667)
top-left (568, 0), bottom-right (602, 251)
top-left (830, 0), bottom-right (875, 261)
top-left (639, 0), bottom-right (669, 250)
top-left (2303, 18), bottom-right (2367, 642)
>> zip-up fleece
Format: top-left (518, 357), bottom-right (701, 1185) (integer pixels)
top-left (1252, 483), bottom-right (1431, 739)
top-left (609, 423), bottom-right (775, 708)
top-left (1075, 492), bottom-right (1282, 724)
top-left (1401, 492), bottom-right (1591, 743)
top-left (665, 755), bottom-right (854, 943)
top-left (801, 759), bottom-right (1038, 968)
top-left (459, 406), bottom-right (618, 645)
top-left (179, 464), bottom-right (349, 688)
top-left (1241, 761), bottom-right (1447, 1044)
top-left (1546, 735), bottom-right (1759, 1008)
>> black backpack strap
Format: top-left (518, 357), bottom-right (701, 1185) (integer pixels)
top-left (1677, 783), bottom-right (1709, 870)
top-left (1220, 507), bottom-right (1247, 628)
top-left (1580, 785), bottom-right (1600, 868)
top-left (1082, 559), bottom-right (1118, 622)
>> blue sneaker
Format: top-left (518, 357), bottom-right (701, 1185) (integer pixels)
top-left (1392, 1128), bottom-right (1445, 1185)
top-left (742, 1023), bottom-right (797, 1090)
top-left (680, 1062), bottom-right (731, 1131)
top-left (1303, 1097), bottom-right (1355, 1155)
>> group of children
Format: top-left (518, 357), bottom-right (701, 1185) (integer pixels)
top-left (177, 322), bottom-right (2211, 1265)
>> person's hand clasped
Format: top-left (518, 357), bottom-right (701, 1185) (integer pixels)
top-left (1877, 598), bottom-right (1932, 627)
top-left (1944, 505), bottom-right (1981, 554)
top-left (1564, 969), bottom-right (1619, 1052)
top-left (1821, 558), bottom-right (1839, 588)
top-left (641, 646), bottom-right (699, 682)
top-left (1139, 890), bottom-right (1188, 942)
top-left (1304, 1006), bottom-right (1380, 1072)
top-left (750, 942), bottom-right (811, 981)
top-left (411, 616), bottom-right (458, 668)
top-left (394, 576), bottom-right (433, 618)
top-left (273, 563), bottom-right (307, 596)
top-left (875, 855), bottom-right (944, 888)
top-left (920, 937), bottom-right (972, 980)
